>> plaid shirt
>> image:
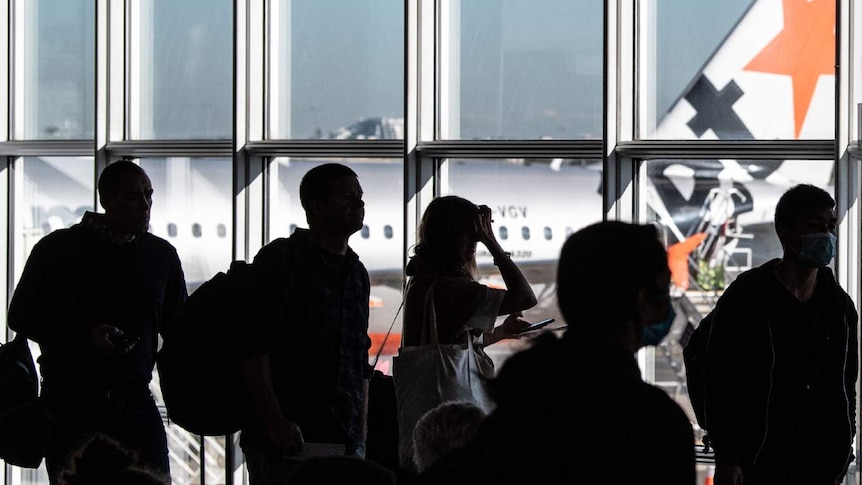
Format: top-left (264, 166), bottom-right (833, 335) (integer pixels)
top-left (241, 229), bottom-right (372, 454)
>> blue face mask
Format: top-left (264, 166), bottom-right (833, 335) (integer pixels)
top-left (796, 232), bottom-right (836, 268)
top-left (640, 295), bottom-right (676, 347)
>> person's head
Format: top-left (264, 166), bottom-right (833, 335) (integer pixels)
top-left (299, 163), bottom-right (364, 236)
top-left (98, 160), bottom-right (152, 236)
top-left (412, 400), bottom-right (486, 473)
top-left (412, 195), bottom-right (482, 278)
top-left (774, 184), bottom-right (837, 268)
top-left (556, 221), bottom-right (671, 347)
top-left (58, 432), bottom-right (169, 485)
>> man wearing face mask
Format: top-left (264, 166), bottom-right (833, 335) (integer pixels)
top-left (702, 184), bottom-right (858, 485)
top-left (417, 220), bottom-right (695, 484)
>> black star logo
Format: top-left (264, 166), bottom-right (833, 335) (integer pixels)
top-left (685, 75), bottom-right (753, 140)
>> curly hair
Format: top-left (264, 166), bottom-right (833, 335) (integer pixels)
top-left (412, 400), bottom-right (486, 472)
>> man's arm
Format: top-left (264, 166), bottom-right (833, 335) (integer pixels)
top-left (159, 250), bottom-right (188, 339)
top-left (241, 353), bottom-right (304, 455)
top-left (845, 302), bottom-right (858, 437)
top-left (8, 239), bottom-right (63, 344)
top-left (703, 294), bottom-right (749, 468)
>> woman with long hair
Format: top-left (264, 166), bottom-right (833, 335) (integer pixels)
top-left (402, 196), bottom-right (537, 346)
top-left (395, 195), bottom-right (537, 473)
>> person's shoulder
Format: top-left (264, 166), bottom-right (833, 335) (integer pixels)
top-left (489, 333), bottom-right (567, 401)
top-left (640, 382), bottom-right (693, 429)
top-left (139, 231), bottom-right (174, 247)
top-left (717, 258), bottom-right (779, 300)
top-left (37, 226), bottom-right (77, 242)
top-left (29, 225), bottom-right (85, 252)
top-left (815, 266), bottom-right (858, 313)
top-left (734, 258), bottom-right (778, 284)
top-left (138, 232), bottom-right (181, 256)
top-left (253, 236), bottom-right (294, 261)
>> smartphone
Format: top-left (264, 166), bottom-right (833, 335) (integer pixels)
top-left (517, 318), bottom-right (555, 334)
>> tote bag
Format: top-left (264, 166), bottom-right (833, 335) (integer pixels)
top-left (392, 283), bottom-right (496, 471)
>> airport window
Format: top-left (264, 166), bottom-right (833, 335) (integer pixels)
top-left (14, 0), bottom-right (95, 140)
top-left (13, 157), bottom-right (95, 283)
top-left (438, 2), bottom-right (601, 140)
top-left (1, 2), bottom-right (858, 485)
top-left (128, 0), bottom-right (233, 139)
top-left (267, 1), bottom-right (404, 139)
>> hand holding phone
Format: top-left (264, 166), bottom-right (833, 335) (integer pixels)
top-left (108, 330), bottom-right (139, 351)
top-left (515, 318), bottom-right (555, 334)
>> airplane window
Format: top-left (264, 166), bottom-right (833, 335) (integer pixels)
top-left (566, 227), bottom-right (574, 237)
top-left (521, 226), bottom-right (531, 240)
top-left (289, 224), bottom-right (297, 234)
top-left (361, 225), bottom-right (370, 239)
top-left (499, 226), bottom-right (508, 240)
top-left (167, 223), bottom-right (177, 238)
top-left (192, 223), bottom-right (202, 238)
top-left (217, 224), bottom-right (227, 238)
top-left (544, 226), bottom-right (552, 240)
top-left (384, 225), bottom-right (393, 239)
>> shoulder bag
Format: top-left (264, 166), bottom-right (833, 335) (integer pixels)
top-left (0, 334), bottom-right (54, 468)
top-left (392, 283), bottom-right (496, 471)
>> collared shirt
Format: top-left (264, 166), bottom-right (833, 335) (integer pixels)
top-left (241, 228), bottom-right (372, 453)
top-left (80, 211), bottom-right (139, 245)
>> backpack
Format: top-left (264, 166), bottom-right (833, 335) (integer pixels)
top-left (0, 334), bottom-right (54, 467)
top-left (681, 310), bottom-right (713, 450)
top-left (157, 260), bottom-right (252, 436)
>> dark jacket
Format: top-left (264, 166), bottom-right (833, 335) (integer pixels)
top-left (240, 229), bottom-right (373, 454)
top-left (420, 333), bottom-right (696, 485)
top-left (703, 259), bottom-right (858, 479)
top-left (8, 221), bottom-right (187, 394)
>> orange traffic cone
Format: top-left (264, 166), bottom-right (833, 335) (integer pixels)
top-left (704, 464), bottom-right (715, 485)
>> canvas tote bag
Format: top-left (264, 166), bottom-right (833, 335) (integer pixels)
top-left (392, 283), bottom-right (496, 471)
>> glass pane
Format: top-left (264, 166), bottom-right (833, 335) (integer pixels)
top-left (269, 158), bottom-right (405, 372)
top-left (129, 0), bottom-right (233, 140)
top-left (646, 0), bottom-right (835, 140)
top-left (14, 156), bottom-right (94, 281)
top-left (136, 157), bottom-right (233, 484)
top-left (446, 158), bottom-right (603, 366)
top-left (643, 158), bottom-right (834, 449)
top-left (138, 158), bottom-right (234, 291)
top-left (268, 0), bottom-right (404, 140)
top-left (14, 0), bottom-right (95, 140)
top-left (440, 1), bottom-right (602, 140)
top-left (9, 156), bottom-right (93, 482)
